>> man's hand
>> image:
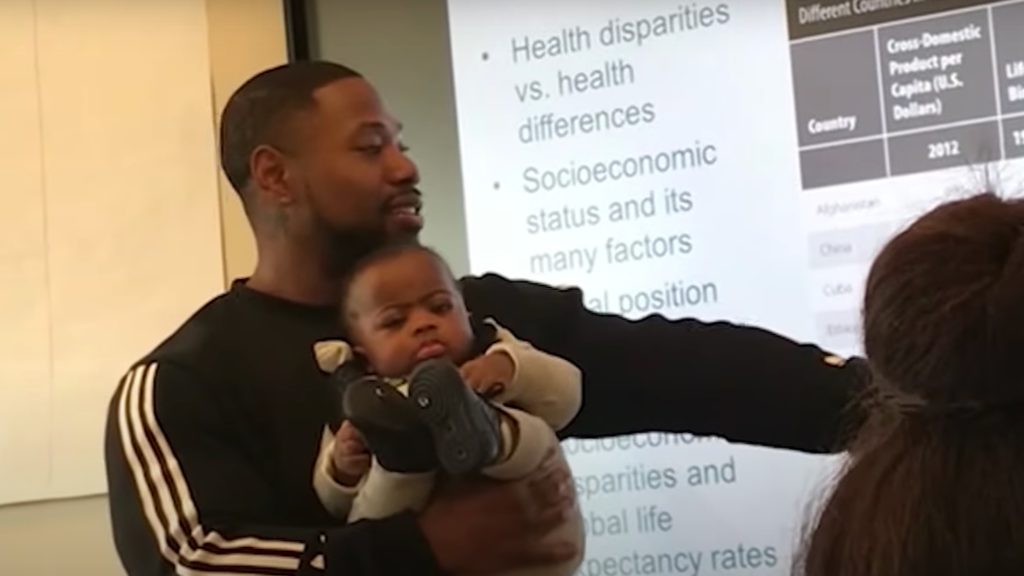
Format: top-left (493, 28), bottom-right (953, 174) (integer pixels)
top-left (330, 421), bottom-right (371, 487)
top-left (460, 351), bottom-right (515, 398)
top-left (418, 447), bottom-right (579, 575)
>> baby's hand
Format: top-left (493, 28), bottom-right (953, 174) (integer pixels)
top-left (331, 420), bottom-right (370, 487)
top-left (460, 351), bottom-right (515, 398)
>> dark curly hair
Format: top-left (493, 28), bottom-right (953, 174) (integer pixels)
top-left (799, 192), bottom-right (1024, 576)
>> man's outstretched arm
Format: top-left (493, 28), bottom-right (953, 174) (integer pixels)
top-left (460, 273), bottom-right (869, 452)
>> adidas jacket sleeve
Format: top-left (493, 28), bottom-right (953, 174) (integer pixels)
top-left (459, 273), bottom-right (869, 453)
top-left (105, 361), bottom-right (442, 576)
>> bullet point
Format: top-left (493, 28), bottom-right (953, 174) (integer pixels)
top-left (493, 181), bottom-right (501, 190)
top-left (481, 52), bottom-right (489, 61)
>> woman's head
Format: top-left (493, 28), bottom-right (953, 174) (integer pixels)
top-left (800, 192), bottom-right (1024, 576)
top-left (863, 192), bottom-right (1024, 411)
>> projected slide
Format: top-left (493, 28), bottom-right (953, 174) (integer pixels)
top-left (447, 0), bottom-right (1024, 573)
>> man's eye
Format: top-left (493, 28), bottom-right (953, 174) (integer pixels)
top-left (356, 145), bottom-right (383, 156)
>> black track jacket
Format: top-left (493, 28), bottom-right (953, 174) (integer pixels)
top-left (105, 274), bottom-right (867, 575)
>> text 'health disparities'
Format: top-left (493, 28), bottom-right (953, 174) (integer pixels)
top-left (510, 3), bottom-right (734, 64)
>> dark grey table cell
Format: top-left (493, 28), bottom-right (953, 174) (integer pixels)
top-left (878, 9), bottom-right (997, 132)
top-left (787, 0), bottom-right (994, 41)
top-left (791, 31), bottom-right (883, 147)
top-left (993, 2), bottom-right (1024, 115)
top-left (1005, 115), bottom-right (1024, 160)
top-left (888, 120), bottom-right (1001, 177)
top-left (800, 139), bottom-right (887, 190)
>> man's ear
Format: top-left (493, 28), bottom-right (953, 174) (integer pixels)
top-left (250, 144), bottom-right (294, 205)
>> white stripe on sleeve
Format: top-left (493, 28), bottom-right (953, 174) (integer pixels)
top-left (117, 363), bottom-right (317, 575)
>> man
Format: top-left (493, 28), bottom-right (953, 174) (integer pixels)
top-left (105, 61), bottom-right (867, 575)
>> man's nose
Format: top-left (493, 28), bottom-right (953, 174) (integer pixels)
top-left (385, 145), bottom-right (420, 187)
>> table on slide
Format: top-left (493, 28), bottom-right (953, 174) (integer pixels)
top-left (788, 0), bottom-right (1024, 189)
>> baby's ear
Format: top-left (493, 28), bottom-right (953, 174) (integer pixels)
top-left (348, 345), bottom-right (378, 375)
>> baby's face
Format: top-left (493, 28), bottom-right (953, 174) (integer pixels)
top-left (345, 250), bottom-right (474, 377)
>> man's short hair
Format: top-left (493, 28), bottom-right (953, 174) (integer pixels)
top-left (219, 61), bottom-right (362, 195)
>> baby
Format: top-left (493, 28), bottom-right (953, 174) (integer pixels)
top-left (312, 242), bottom-right (584, 574)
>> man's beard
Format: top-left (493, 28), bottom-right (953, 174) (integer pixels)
top-left (317, 218), bottom-right (419, 278)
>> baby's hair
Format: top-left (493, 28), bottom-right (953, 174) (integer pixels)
top-left (337, 241), bottom-right (456, 330)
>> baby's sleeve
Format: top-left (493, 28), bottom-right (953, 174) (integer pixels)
top-left (483, 319), bottom-right (582, 431)
top-left (311, 339), bottom-right (365, 520)
top-left (312, 427), bottom-right (365, 520)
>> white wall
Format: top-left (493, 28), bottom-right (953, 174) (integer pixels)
top-left (308, 0), bottom-right (471, 276)
top-left (0, 498), bottom-right (118, 575)
top-left (0, 2), bottom-right (286, 574)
